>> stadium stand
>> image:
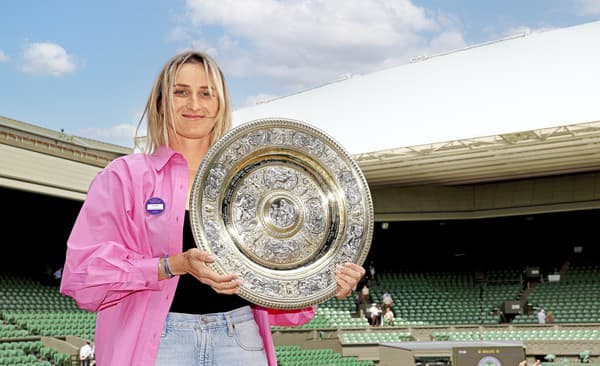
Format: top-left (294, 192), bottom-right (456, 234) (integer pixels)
top-left (270, 260), bottom-right (600, 364)
top-left (2, 261), bottom-right (599, 364)
top-left (0, 273), bottom-right (89, 365)
top-left (515, 264), bottom-right (600, 324)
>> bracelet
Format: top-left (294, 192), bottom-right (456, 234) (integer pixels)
top-left (163, 255), bottom-right (175, 278)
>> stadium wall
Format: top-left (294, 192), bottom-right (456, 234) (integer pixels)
top-left (372, 171), bottom-right (600, 221)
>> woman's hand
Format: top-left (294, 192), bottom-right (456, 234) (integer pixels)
top-left (334, 263), bottom-right (365, 300)
top-left (168, 248), bottom-right (240, 295)
top-left (184, 249), bottom-right (241, 294)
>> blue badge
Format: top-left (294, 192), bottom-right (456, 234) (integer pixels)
top-left (145, 197), bottom-right (165, 215)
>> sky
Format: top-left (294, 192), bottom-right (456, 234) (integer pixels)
top-left (1, 0), bottom-right (599, 148)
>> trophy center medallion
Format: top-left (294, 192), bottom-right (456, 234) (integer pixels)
top-left (268, 197), bottom-right (297, 228)
top-left (261, 192), bottom-right (303, 237)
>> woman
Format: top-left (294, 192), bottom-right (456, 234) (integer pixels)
top-left (60, 51), bottom-right (364, 366)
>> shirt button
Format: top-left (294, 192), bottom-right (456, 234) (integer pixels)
top-left (176, 216), bottom-right (179, 222)
top-left (179, 185), bottom-right (184, 190)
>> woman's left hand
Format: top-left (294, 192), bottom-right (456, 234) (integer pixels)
top-left (334, 263), bottom-right (366, 300)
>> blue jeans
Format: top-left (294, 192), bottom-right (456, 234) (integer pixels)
top-left (155, 306), bottom-right (268, 366)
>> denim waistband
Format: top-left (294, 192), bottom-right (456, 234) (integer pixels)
top-left (165, 306), bottom-right (254, 330)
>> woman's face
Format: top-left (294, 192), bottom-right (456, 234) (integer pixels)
top-left (169, 62), bottom-right (220, 143)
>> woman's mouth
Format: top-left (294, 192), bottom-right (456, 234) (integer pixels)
top-left (182, 114), bottom-right (205, 119)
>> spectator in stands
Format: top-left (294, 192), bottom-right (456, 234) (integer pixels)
top-left (79, 341), bottom-right (92, 366)
top-left (382, 290), bottom-right (393, 312)
top-left (369, 260), bottom-right (378, 284)
top-left (537, 308), bottom-right (546, 324)
top-left (90, 340), bottom-right (96, 366)
top-left (383, 307), bottom-right (394, 326)
top-left (368, 303), bottom-right (381, 326)
top-left (382, 289), bottom-right (391, 301)
top-left (60, 50), bottom-right (365, 366)
top-left (361, 283), bottom-right (371, 304)
top-left (546, 310), bottom-right (554, 323)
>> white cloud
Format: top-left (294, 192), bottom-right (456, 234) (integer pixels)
top-left (182, 0), bottom-right (464, 90)
top-left (574, 0), bottom-right (600, 16)
top-left (0, 50), bottom-right (8, 62)
top-left (20, 42), bottom-right (77, 76)
top-left (77, 123), bottom-right (137, 147)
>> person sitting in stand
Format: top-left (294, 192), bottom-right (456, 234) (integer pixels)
top-left (537, 308), bottom-right (546, 324)
top-left (546, 310), bottom-right (554, 323)
top-left (368, 303), bottom-right (381, 326)
top-left (79, 341), bottom-right (92, 366)
top-left (383, 307), bottom-right (394, 326)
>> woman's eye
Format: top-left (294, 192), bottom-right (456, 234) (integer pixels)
top-left (174, 89), bottom-right (188, 96)
top-left (201, 90), bottom-right (213, 97)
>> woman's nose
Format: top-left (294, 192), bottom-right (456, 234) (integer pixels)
top-left (187, 95), bottom-right (204, 111)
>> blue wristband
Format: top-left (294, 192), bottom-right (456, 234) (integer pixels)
top-left (163, 255), bottom-right (174, 278)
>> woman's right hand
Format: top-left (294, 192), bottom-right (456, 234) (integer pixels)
top-left (168, 248), bottom-right (241, 295)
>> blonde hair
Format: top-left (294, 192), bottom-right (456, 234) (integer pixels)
top-left (135, 51), bottom-right (232, 153)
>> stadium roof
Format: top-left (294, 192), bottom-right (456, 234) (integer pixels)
top-left (0, 115), bottom-right (131, 200)
top-left (233, 21), bottom-right (600, 186)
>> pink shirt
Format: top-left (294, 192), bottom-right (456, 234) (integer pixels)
top-left (60, 146), bottom-right (314, 366)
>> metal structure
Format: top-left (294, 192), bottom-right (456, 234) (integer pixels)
top-left (355, 120), bottom-right (600, 186)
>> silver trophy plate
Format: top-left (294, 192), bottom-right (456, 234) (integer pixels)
top-left (189, 118), bottom-right (373, 309)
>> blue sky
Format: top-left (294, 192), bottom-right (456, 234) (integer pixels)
top-left (1, 0), bottom-right (598, 147)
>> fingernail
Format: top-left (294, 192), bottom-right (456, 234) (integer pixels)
top-left (206, 254), bottom-right (216, 261)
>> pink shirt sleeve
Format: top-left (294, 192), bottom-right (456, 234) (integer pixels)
top-left (60, 163), bottom-right (161, 312)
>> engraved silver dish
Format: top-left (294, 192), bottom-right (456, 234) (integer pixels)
top-left (189, 118), bottom-right (373, 309)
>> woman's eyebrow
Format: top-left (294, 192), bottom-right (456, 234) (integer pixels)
top-left (173, 83), bottom-right (210, 88)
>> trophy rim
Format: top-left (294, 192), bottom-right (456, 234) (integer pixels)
top-left (189, 117), bottom-right (373, 309)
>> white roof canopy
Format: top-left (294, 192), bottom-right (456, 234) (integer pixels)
top-left (233, 21), bottom-right (600, 156)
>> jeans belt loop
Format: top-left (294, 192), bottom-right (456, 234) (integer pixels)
top-left (225, 313), bottom-right (235, 336)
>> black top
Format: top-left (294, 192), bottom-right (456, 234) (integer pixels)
top-left (169, 211), bottom-right (250, 314)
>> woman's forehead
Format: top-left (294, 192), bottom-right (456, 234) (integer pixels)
top-left (175, 63), bottom-right (213, 84)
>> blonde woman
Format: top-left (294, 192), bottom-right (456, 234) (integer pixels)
top-left (60, 51), bottom-right (365, 366)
